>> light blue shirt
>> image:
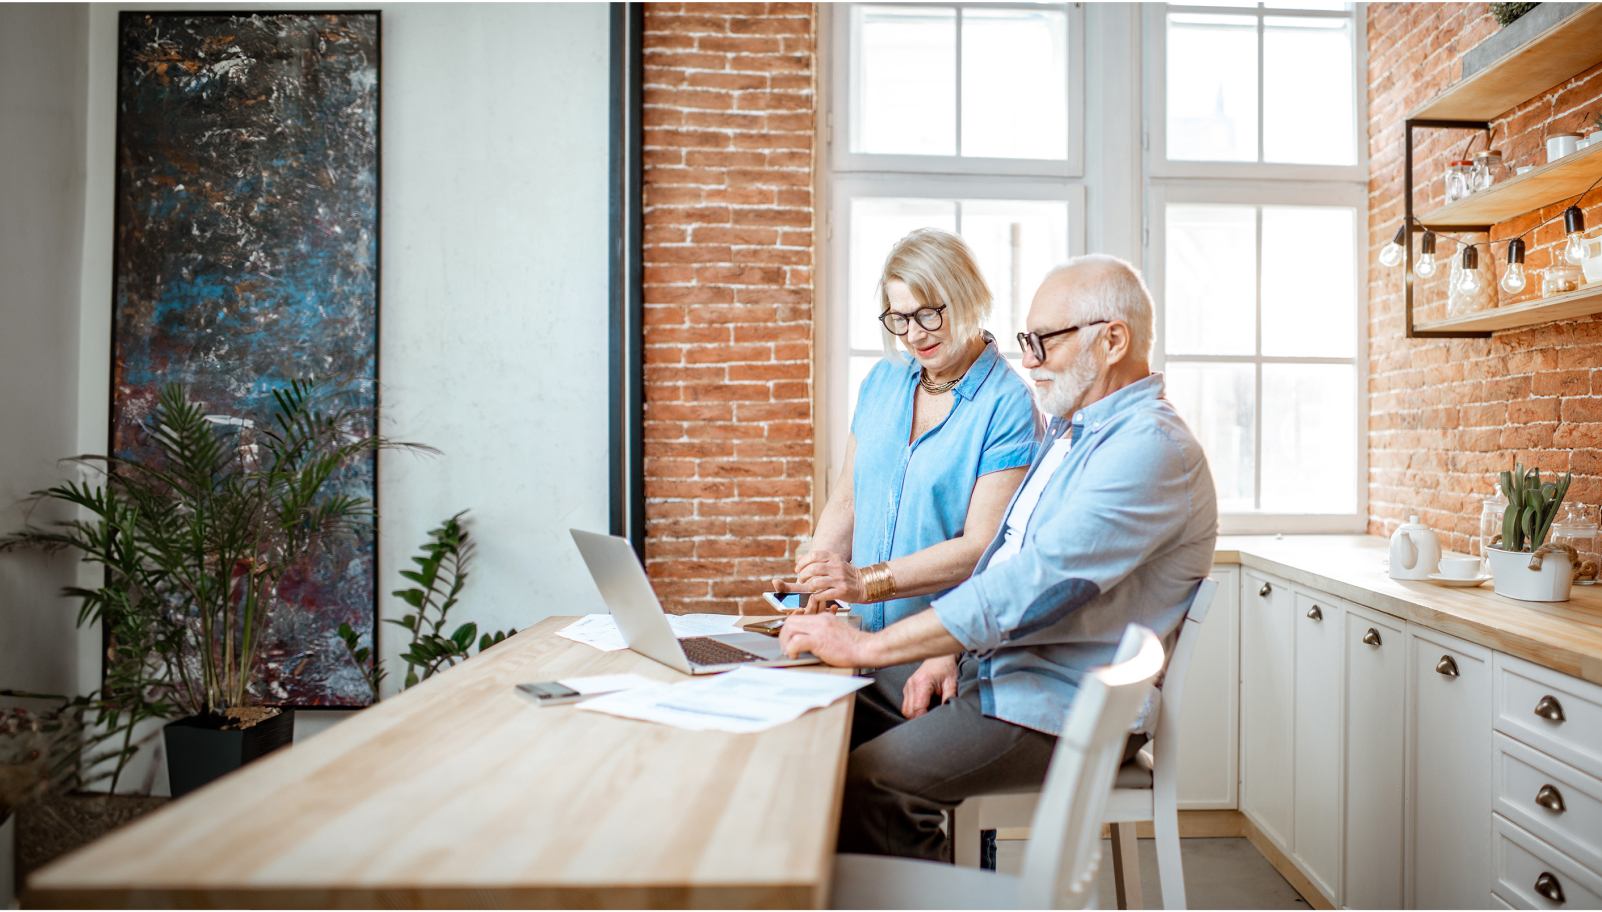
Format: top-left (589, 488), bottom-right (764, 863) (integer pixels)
top-left (932, 373), bottom-right (1219, 736)
top-left (850, 337), bottom-right (1041, 632)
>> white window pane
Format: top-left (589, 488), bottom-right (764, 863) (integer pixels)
top-left (1265, 1), bottom-right (1351, 11)
top-left (1169, 0), bottom-right (1259, 6)
top-left (1164, 204), bottom-right (1257, 356)
top-left (1264, 17), bottom-right (1355, 165)
top-left (1261, 206), bottom-right (1355, 358)
top-left (960, 9), bottom-right (1069, 160)
top-left (848, 199), bottom-right (958, 352)
top-left (1166, 362), bottom-right (1255, 513)
top-left (1167, 14), bottom-right (1258, 162)
top-left (848, 355), bottom-right (881, 427)
top-left (854, 6), bottom-right (956, 156)
top-left (957, 199), bottom-right (1071, 355)
top-left (1261, 363), bottom-right (1355, 514)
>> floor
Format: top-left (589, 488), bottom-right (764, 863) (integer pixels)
top-left (995, 836), bottom-right (1311, 910)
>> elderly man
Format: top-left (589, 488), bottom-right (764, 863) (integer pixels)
top-left (780, 253), bottom-right (1218, 860)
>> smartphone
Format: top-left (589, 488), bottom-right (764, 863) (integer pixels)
top-left (762, 590), bottom-right (810, 612)
top-left (747, 614), bottom-right (861, 637)
top-left (514, 682), bottom-right (585, 707)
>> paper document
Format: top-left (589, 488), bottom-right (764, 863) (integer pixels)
top-left (578, 666), bottom-right (871, 734)
top-left (556, 673), bottom-right (660, 695)
top-left (557, 613), bottom-right (742, 652)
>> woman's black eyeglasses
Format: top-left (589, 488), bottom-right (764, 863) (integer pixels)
top-left (1017, 320), bottom-right (1108, 361)
top-left (879, 305), bottom-right (946, 336)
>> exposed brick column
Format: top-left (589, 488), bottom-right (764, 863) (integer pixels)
top-left (1367, 3), bottom-right (1602, 552)
top-left (639, 3), bottom-right (816, 614)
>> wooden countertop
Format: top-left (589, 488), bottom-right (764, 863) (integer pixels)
top-left (1217, 535), bottom-right (1602, 685)
top-left (26, 617), bottom-right (855, 909)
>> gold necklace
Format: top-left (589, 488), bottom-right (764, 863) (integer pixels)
top-left (919, 371), bottom-right (961, 395)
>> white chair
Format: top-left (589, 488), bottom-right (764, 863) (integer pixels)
top-left (952, 578), bottom-right (1219, 910)
top-left (829, 624), bottom-right (1166, 910)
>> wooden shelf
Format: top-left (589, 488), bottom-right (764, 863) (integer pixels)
top-left (1419, 142), bottom-right (1602, 228)
top-left (1409, 4), bottom-right (1602, 121)
top-left (1413, 284), bottom-right (1602, 333)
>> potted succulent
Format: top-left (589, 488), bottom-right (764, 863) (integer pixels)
top-left (3, 380), bottom-right (431, 796)
top-left (1484, 464), bottom-right (1576, 601)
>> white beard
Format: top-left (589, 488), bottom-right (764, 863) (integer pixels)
top-left (1031, 346), bottom-right (1099, 418)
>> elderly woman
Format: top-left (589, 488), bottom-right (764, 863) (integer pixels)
top-left (777, 227), bottom-right (1040, 719)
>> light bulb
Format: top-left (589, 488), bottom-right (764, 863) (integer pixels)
top-left (1415, 252), bottom-right (1437, 277)
top-left (1379, 224), bottom-right (1406, 268)
top-left (1458, 268), bottom-right (1482, 293)
top-left (1563, 206), bottom-right (1589, 264)
top-left (1500, 262), bottom-right (1526, 293)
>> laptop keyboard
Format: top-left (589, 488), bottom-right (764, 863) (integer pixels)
top-left (681, 636), bottom-right (765, 667)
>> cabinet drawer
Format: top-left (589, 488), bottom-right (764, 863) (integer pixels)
top-left (1496, 653), bottom-right (1602, 779)
top-left (1496, 733), bottom-right (1602, 876)
top-left (1492, 814), bottom-right (1602, 909)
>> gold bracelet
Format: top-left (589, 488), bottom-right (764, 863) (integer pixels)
top-left (861, 562), bottom-right (897, 602)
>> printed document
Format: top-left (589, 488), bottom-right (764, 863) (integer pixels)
top-left (577, 666), bottom-right (870, 733)
top-left (557, 613), bottom-right (742, 651)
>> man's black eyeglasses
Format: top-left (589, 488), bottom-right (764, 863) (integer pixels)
top-left (1017, 320), bottom-right (1108, 361)
top-left (879, 305), bottom-right (946, 336)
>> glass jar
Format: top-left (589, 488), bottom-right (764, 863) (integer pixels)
top-left (1543, 264), bottom-right (1582, 297)
top-left (1549, 503), bottom-right (1600, 584)
top-left (1479, 486), bottom-right (1508, 573)
top-left (1472, 150), bottom-right (1504, 192)
top-left (1445, 159), bottom-right (1474, 204)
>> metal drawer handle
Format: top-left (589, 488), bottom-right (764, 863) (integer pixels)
top-left (1535, 784), bottom-right (1567, 813)
top-left (1307, 605), bottom-right (1323, 621)
top-left (1535, 695), bottom-right (1566, 723)
top-left (1436, 655), bottom-right (1459, 677)
top-left (1535, 871), bottom-right (1565, 904)
top-left (1362, 628), bottom-right (1382, 647)
top-left (1259, 582), bottom-right (1272, 597)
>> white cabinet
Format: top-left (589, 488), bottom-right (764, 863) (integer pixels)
top-left (1178, 563), bottom-right (1239, 809)
top-left (1240, 570), bottom-right (1295, 850)
top-left (1342, 602), bottom-right (1406, 910)
top-left (1292, 591), bottom-right (1344, 904)
top-left (1405, 623), bottom-right (1493, 910)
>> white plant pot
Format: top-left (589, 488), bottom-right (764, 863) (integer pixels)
top-left (1486, 546), bottom-right (1573, 602)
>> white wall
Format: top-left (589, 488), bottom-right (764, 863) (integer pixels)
top-left (0, 3), bottom-right (615, 719)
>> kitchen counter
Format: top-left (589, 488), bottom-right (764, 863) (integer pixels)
top-left (1216, 534), bottom-right (1602, 685)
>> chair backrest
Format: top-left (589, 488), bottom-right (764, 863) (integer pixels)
top-left (1015, 624), bottom-right (1165, 910)
top-left (1151, 577), bottom-right (1219, 777)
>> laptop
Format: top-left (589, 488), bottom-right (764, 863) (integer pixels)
top-left (570, 529), bottom-right (821, 674)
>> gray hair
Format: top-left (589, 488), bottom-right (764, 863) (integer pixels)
top-left (1046, 254), bottom-right (1155, 362)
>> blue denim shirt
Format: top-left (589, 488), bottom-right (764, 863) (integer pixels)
top-left (850, 337), bottom-right (1041, 631)
top-left (932, 373), bottom-right (1218, 735)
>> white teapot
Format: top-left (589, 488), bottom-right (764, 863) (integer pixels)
top-left (1389, 515), bottom-right (1441, 581)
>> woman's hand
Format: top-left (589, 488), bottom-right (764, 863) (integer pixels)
top-left (794, 550), bottom-right (867, 608)
top-left (900, 654), bottom-right (960, 719)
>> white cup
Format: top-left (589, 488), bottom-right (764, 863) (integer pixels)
top-left (1439, 557), bottom-right (1481, 579)
top-left (1548, 133), bottom-right (1583, 162)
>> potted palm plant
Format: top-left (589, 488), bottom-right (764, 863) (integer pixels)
top-left (1485, 464), bottom-right (1576, 602)
top-left (4, 380), bottom-right (431, 796)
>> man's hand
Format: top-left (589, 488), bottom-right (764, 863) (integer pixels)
top-left (794, 550), bottom-right (867, 609)
top-left (779, 612), bottom-right (877, 667)
top-left (900, 654), bottom-right (960, 719)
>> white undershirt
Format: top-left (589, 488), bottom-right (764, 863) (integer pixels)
top-left (988, 433), bottom-right (1073, 568)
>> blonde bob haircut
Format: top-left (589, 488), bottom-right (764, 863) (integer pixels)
top-left (875, 228), bottom-right (993, 361)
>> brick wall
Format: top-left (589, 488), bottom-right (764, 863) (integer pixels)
top-left (1367, 3), bottom-right (1602, 552)
top-left (640, 3), bottom-right (816, 614)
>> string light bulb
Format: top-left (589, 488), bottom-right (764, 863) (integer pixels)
top-left (1501, 238), bottom-right (1527, 293)
top-left (1415, 231), bottom-right (1439, 278)
top-left (1379, 224), bottom-right (1407, 268)
top-left (1458, 245), bottom-right (1482, 293)
top-left (1564, 206), bottom-right (1590, 265)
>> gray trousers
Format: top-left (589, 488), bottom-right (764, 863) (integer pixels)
top-left (837, 659), bottom-right (1059, 861)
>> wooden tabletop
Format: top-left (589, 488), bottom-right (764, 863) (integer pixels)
top-left (26, 617), bottom-right (855, 909)
top-left (1217, 535), bottom-right (1602, 685)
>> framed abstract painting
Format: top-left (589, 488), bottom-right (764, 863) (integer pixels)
top-left (112, 11), bottom-right (381, 705)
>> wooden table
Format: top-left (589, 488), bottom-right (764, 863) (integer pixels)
top-left (26, 617), bottom-right (855, 909)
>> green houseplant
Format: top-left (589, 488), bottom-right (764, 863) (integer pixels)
top-left (3, 380), bottom-right (432, 795)
top-left (1486, 464), bottom-right (1577, 601)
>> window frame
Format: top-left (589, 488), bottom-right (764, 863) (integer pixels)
top-left (830, 1), bottom-right (1087, 179)
top-left (1143, 2), bottom-right (1367, 183)
top-left (1147, 179), bottom-right (1370, 534)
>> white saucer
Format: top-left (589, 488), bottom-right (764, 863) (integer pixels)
top-left (1426, 572), bottom-right (1491, 587)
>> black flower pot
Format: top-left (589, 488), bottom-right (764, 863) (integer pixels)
top-left (163, 709), bottom-right (294, 798)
